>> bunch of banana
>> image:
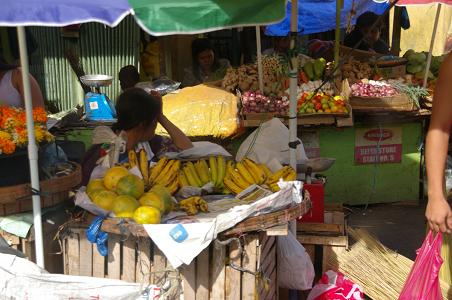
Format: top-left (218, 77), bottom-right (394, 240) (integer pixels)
top-left (148, 157), bottom-right (181, 195)
top-left (178, 196), bottom-right (209, 215)
top-left (209, 156), bottom-right (226, 189)
top-left (138, 149), bottom-right (149, 187)
top-left (181, 161), bottom-right (203, 187)
top-left (223, 158), bottom-right (268, 194)
top-left (266, 166), bottom-right (297, 192)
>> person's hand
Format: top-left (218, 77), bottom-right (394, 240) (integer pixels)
top-left (426, 196), bottom-right (452, 233)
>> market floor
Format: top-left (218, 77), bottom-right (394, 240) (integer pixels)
top-left (347, 202), bottom-right (427, 260)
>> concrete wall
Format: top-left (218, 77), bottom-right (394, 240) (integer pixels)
top-left (390, 4), bottom-right (452, 56)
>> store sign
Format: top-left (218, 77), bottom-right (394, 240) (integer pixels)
top-left (355, 127), bottom-right (402, 164)
top-left (300, 130), bottom-right (320, 158)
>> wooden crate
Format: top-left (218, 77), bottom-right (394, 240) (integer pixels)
top-left (0, 207), bottom-right (69, 273)
top-left (63, 227), bottom-right (279, 300)
top-left (297, 204), bottom-right (347, 277)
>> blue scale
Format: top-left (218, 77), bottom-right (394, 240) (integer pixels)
top-left (80, 74), bottom-right (117, 121)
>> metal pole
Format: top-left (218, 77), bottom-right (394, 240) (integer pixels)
top-left (334, 0), bottom-right (344, 68)
top-left (255, 26), bottom-right (264, 92)
top-left (423, 3), bottom-right (442, 88)
top-left (17, 26), bottom-right (45, 268)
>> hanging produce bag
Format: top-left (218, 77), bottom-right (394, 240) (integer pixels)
top-left (307, 270), bottom-right (363, 300)
top-left (399, 231), bottom-right (443, 300)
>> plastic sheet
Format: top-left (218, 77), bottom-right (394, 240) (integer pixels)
top-left (135, 77), bottom-right (181, 95)
top-left (155, 84), bottom-right (239, 139)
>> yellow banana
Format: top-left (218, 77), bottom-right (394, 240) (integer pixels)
top-left (155, 160), bottom-right (179, 186)
top-left (209, 156), bottom-right (218, 186)
top-left (128, 150), bottom-right (138, 168)
top-left (195, 160), bottom-right (210, 185)
top-left (224, 177), bottom-right (243, 195)
top-left (267, 166), bottom-right (292, 184)
top-left (183, 166), bottom-right (201, 187)
top-left (269, 183), bottom-right (280, 192)
top-left (226, 167), bottom-right (250, 190)
top-left (139, 149), bottom-right (149, 186)
top-left (195, 197), bottom-right (209, 212)
top-left (186, 162), bottom-right (203, 187)
top-left (216, 156), bottom-right (226, 188)
top-left (236, 162), bottom-right (256, 184)
top-left (222, 187), bottom-right (232, 195)
top-left (167, 177), bottom-right (179, 195)
top-left (258, 163), bottom-right (272, 179)
top-left (243, 158), bottom-right (266, 184)
top-left (283, 169), bottom-right (297, 181)
top-left (148, 157), bottom-right (168, 184)
top-left (179, 170), bottom-right (189, 188)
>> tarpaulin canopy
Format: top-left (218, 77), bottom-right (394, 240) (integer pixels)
top-left (2, 0), bottom-right (287, 36)
top-left (265, 0), bottom-right (389, 36)
top-left (397, 0), bottom-right (451, 4)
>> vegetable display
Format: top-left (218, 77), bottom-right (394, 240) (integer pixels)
top-left (241, 91), bottom-right (289, 115)
top-left (297, 92), bottom-right (348, 115)
top-left (340, 59), bottom-right (373, 84)
top-left (351, 80), bottom-right (397, 98)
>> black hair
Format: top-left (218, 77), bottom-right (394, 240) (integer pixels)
top-left (0, 57), bottom-right (18, 72)
top-left (119, 65), bottom-right (140, 83)
top-left (112, 87), bottom-right (162, 132)
top-left (356, 11), bottom-right (381, 30)
top-left (191, 38), bottom-right (220, 81)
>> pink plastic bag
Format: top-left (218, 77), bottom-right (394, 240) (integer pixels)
top-left (399, 231), bottom-right (443, 300)
top-left (307, 270), bottom-right (364, 300)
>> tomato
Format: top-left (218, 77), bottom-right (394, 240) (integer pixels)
top-left (315, 103), bottom-right (322, 110)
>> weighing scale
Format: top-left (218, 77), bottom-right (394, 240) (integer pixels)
top-left (80, 74), bottom-right (116, 121)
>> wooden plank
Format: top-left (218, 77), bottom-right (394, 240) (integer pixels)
top-left (242, 236), bottom-right (257, 300)
top-left (67, 232), bottom-right (80, 276)
top-left (136, 237), bottom-right (151, 284)
top-left (0, 231), bottom-right (20, 245)
top-left (196, 248), bottom-right (210, 299)
top-left (152, 246), bottom-right (166, 285)
top-left (79, 235), bottom-right (93, 276)
top-left (265, 223), bottom-right (288, 236)
top-left (324, 203), bottom-right (343, 211)
top-left (92, 242), bottom-right (106, 278)
top-left (298, 223), bottom-right (344, 235)
top-left (297, 235), bottom-right (347, 247)
top-left (122, 236), bottom-right (137, 283)
top-left (260, 236), bottom-right (275, 264)
top-left (225, 242), bottom-right (241, 300)
top-left (182, 260), bottom-right (197, 300)
top-left (332, 212), bottom-right (344, 225)
top-left (210, 243), bottom-right (226, 300)
top-left (107, 234), bottom-right (121, 280)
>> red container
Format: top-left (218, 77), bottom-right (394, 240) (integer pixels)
top-left (298, 182), bottom-right (325, 223)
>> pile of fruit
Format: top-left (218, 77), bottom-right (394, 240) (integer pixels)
top-left (222, 55), bottom-right (287, 97)
top-left (404, 49), bottom-right (446, 80)
top-left (301, 58), bottom-right (327, 82)
top-left (241, 91), bottom-right (289, 115)
top-left (297, 92), bottom-right (349, 115)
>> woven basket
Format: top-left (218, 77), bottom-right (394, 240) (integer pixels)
top-left (0, 162), bottom-right (81, 216)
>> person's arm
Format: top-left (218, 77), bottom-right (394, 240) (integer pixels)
top-left (13, 68), bottom-right (45, 108)
top-left (150, 90), bottom-right (193, 150)
top-left (425, 52), bottom-right (452, 233)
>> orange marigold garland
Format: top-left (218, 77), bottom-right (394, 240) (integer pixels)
top-left (0, 105), bottom-right (53, 155)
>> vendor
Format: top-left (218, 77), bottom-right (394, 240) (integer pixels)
top-left (118, 65), bottom-right (140, 91)
top-left (343, 11), bottom-right (390, 55)
top-left (262, 36), bottom-right (290, 56)
top-left (0, 58), bottom-right (44, 108)
top-left (181, 38), bottom-right (230, 87)
top-left (81, 88), bottom-right (193, 185)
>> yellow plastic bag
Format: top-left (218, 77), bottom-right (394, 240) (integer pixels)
top-left (156, 84), bottom-right (238, 139)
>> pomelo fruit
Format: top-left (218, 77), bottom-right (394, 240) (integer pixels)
top-left (92, 190), bottom-right (117, 211)
top-left (116, 174), bottom-right (144, 199)
top-left (86, 179), bottom-right (105, 196)
top-left (139, 192), bottom-right (165, 213)
top-left (103, 166), bottom-right (129, 191)
top-left (115, 211), bottom-right (134, 219)
top-left (112, 195), bottom-right (139, 215)
top-left (149, 184), bottom-right (172, 213)
top-left (133, 206), bottom-right (161, 224)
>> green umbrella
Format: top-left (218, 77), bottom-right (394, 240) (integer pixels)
top-left (130, 0), bottom-right (287, 35)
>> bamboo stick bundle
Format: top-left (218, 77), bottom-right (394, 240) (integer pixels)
top-left (326, 228), bottom-right (452, 300)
